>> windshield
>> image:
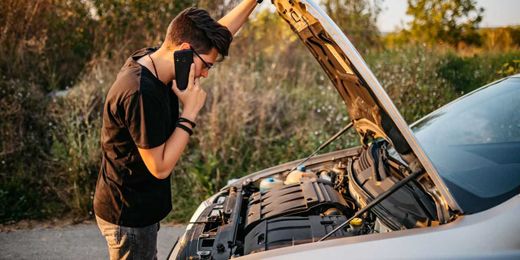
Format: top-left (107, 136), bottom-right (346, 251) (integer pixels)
top-left (412, 77), bottom-right (520, 214)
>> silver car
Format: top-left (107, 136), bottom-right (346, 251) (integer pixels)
top-left (168, 0), bottom-right (520, 259)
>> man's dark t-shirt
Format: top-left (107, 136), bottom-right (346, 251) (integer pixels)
top-left (94, 47), bottom-right (179, 227)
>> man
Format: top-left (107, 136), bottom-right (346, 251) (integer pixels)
top-left (94, 1), bottom-right (262, 259)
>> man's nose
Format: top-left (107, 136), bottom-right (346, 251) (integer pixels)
top-left (201, 70), bottom-right (209, 78)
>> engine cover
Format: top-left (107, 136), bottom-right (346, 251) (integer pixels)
top-left (245, 179), bottom-right (351, 231)
top-left (244, 215), bottom-right (352, 254)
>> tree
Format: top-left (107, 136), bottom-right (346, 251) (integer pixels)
top-left (480, 26), bottom-right (520, 50)
top-left (197, 0), bottom-right (241, 18)
top-left (91, 0), bottom-right (193, 56)
top-left (405, 0), bottom-right (484, 46)
top-left (322, 0), bottom-right (382, 50)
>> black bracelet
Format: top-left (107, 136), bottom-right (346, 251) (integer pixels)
top-left (176, 122), bottom-right (193, 136)
top-left (178, 117), bottom-right (196, 128)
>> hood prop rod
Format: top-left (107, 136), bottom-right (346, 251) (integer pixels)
top-left (319, 167), bottom-right (424, 241)
top-left (289, 122), bottom-right (353, 173)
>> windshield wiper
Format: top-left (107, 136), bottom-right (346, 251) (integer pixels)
top-left (289, 122), bottom-right (354, 172)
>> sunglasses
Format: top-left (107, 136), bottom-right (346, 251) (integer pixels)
top-left (190, 47), bottom-right (213, 70)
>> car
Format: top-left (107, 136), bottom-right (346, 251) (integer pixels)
top-left (168, 0), bottom-right (520, 259)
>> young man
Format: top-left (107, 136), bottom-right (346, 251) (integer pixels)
top-left (94, 1), bottom-right (262, 259)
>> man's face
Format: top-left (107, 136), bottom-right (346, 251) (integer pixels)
top-left (193, 47), bottom-right (218, 79)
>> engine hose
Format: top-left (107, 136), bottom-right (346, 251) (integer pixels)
top-left (319, 168), bottom-right (424, 241)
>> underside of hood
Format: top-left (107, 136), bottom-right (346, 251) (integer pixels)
top-left (272, 0), bottom-right (461, 212)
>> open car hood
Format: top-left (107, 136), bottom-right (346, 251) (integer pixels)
top-left (273, 0), bottom-right (461, 212)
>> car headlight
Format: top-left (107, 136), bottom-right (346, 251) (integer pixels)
top-left (169, 193), bottom-right (221, 260)
top-left (186, 193), bottom-right (220, 231)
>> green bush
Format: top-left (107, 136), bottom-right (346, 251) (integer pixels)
top-left (0, 79), bottom-right (54, 222)
top-left (437, 50), bottom-right (520, 94)
top-left (0, 0), bottom-right (95, 91)
top-left (46, 61), bottom-right (118, 218)
top-left (365, 45), bottom-right (458, 123)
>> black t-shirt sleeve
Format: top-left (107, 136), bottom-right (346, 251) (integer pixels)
top-left (123, 92), bottom-right (168, 149)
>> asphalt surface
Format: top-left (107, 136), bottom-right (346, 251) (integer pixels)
top-left (0, 222), bottom-right (186, 260)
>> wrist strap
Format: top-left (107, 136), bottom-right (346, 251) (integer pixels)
top-left (178, 117), bottom-right (196, 128)
top-left (176, 122), bottom-right (193, 136)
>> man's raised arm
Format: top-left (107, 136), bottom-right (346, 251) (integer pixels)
top-left (219, 0), bottom-right (261, 36)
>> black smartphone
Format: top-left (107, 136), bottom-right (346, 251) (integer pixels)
top-left (174, 49), bottom-right (193, 91)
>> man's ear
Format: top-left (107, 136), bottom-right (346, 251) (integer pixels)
top-left (179, 42), bottom-right (191, 50)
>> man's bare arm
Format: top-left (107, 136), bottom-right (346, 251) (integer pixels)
top-left (138, 65), bottom-right (206, 179)
top-left (137, 114), bottom-right (194, 179)
top-left (219, 0), bottom-right (259, 36)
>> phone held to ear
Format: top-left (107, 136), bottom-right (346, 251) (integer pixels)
top-left (174, 49), bottom-right (193, 91)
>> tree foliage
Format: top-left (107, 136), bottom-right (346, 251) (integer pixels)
top-left (405, 0), bottom-right (484, 46)
top-left (197, 0), bottom-right (240, 18)
top-left (480, 26), bottom-right (520, 50)
top-left (0, 0), bottom-right (94, 90)
top-left (321, 0), bottom-right (382, 50)
top-left (90, 0), bottom-right (194, 55)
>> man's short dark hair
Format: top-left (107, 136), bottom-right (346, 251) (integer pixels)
top-left (166, 7), bottom-right (233, 58)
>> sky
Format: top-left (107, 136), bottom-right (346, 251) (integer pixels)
top-left (378, 0), bottom-right (520, 32)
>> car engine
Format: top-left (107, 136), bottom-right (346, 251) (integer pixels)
top-left (244, 178), bottom-right (357, 254)
top-left (172, 143), bottom-right (440, 259)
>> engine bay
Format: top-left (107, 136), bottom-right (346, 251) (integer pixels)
top-left (172, 141), bottom-right (446, 259)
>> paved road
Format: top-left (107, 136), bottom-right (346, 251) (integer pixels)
top-left (0, 222), bottom-right (186, 260)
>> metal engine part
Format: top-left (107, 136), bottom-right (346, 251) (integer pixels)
top-left (245, 179), bottom-right (353, 231)
top-left (244, 215), bottom-right (353, 254)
